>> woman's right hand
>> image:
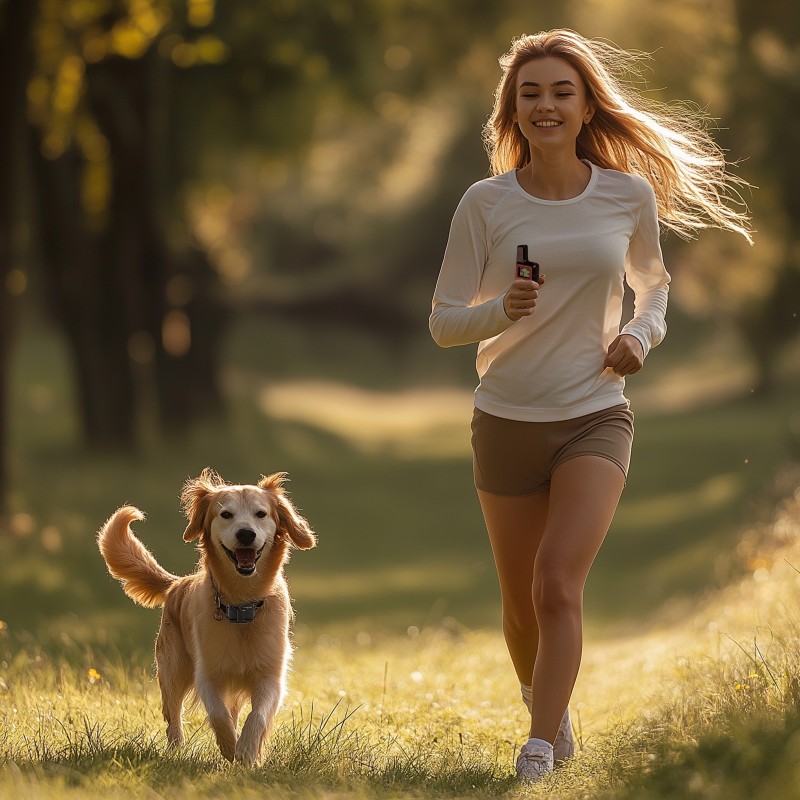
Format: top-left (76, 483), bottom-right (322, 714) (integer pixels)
top-left (503, 275), bottom-right (544, 321)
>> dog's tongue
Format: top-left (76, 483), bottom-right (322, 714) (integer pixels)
top-left (235, 548), bottom-right (258, 568)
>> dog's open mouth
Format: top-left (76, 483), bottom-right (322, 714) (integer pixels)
top-left (221, 544), bottom-right (265, 576)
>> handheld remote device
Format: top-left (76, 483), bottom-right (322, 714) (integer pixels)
top-left (515, 245), bottom-right (540, 282)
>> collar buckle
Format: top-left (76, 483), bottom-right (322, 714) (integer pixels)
top-left (224, 602), bottom-right (263, 624)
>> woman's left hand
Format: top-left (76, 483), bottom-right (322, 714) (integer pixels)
top-left (603, 334), bottom-right (644, 376)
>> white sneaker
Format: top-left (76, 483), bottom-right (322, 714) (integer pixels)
top-left (515, 738), bottom-right (554, 783)
top-left (553, 706), bottom-right (575, 764)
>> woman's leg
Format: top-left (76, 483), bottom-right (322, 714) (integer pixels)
top-left (528, 455), bottom-right (626, 743)
top-left (477, 455), bottom-right (625, 744)
top-left (476, 488), bottom-right (549, 686)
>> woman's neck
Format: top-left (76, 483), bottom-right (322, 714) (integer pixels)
top-left (516, 156), bottom-right (591, 201)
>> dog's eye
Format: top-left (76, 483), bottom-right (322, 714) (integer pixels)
top-left (255, 510), bottom-right (267, 518)
top-left (220, 510), bottom-right (233, 519)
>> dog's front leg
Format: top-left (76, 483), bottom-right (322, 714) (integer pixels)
top-left (235, 680), bottom-right (283, 767)
top-left (196, 676), bottom-right (238, 762)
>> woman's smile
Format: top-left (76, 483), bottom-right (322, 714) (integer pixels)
top-left (513, 57), bottom-right (593, 152)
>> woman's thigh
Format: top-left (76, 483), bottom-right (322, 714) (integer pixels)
top-left (534, 455), bottom-right (626, 590)
top-left (477, 488), bottom-right (550, 612)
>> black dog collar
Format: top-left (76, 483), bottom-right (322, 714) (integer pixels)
top-left (209, 572), bottom-right (265, 624)
top-left (215, 597), bottom-right (265, 624)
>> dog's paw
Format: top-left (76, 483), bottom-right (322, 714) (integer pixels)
top-left (214, 733), bottom-right (236, 763)
top-left (233, 740), bottom-right (261, 768)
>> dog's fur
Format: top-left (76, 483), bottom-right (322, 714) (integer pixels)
top-left (97, 468), bottom-right (316, 766)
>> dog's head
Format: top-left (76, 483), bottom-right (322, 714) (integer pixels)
top-left (180, 468), bottom-right (316, 577)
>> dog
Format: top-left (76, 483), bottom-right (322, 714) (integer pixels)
top-left (97, 468), bottom-right (316, 766)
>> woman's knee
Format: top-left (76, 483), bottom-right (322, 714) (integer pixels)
top-left (502, 599), bottom-right (537, 637)
top-left (532, 572), bottom-right (582, 620)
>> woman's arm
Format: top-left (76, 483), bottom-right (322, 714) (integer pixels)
top-left (620, 183), bottom-right (670, 359)
top-left (429, 189), bottom-right (518, 348)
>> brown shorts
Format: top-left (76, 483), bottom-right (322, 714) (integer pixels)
top-left (471, 404), bottom-right (634, 496)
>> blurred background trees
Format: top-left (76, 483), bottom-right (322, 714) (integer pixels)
top-left (1, 0), bottom-right (798, 512)
top-left (728, 0), bottom-right (800, 393)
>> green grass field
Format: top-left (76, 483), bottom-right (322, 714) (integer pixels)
top-left (1, 315), bottom-right (799, 797)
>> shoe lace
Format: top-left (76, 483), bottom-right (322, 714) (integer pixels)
top-left (518, 746), bottom-right (551, 773)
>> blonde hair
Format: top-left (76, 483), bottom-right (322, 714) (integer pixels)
top-left (484, 29), bottom-right (753, 242)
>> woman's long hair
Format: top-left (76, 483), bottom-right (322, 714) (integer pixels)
top-left (484, 29), bottom-right (753, 242)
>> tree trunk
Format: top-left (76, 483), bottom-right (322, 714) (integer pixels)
top-left (29, 43), bottom-right (227, 451)
top-left (0, 0), bottom-right (38, 518)
top-left (87, 50), bottom-right (226, 439)
top-left (29, 143), bottom-right (138, 449)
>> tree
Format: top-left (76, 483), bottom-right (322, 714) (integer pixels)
top-left (727, 0), bottom-right (800, 393)
top-left (655, 0), bottom-right (800, 394)
top-left (0, 0), bottom-right (37, 515)
top-left (17, 0), bottom-right (519, 458)
top-left (27, 1), bottom-right (230, 449)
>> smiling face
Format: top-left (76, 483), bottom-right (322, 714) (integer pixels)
top-left (513, 56), bottom-right (594, 155)
top-left (209, 487), bottom-right (278, 577)
top-left (181, 470), bottom-right (317, 583)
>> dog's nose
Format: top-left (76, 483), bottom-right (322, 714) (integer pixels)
top-left (236, 529), bottom-right (256, 545)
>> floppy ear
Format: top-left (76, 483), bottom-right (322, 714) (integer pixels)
top-left (259, 472), bottom-right (317, 550)
top-left (180, 468), bottom-right (225, 542)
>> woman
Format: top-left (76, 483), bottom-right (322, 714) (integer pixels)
top-left (429, 29), bottom-right (752, 783)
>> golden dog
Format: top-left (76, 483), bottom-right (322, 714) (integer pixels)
top-left (97, 468), bottom-right (316, 766)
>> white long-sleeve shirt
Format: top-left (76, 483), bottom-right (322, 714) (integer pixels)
top-left (430, 162), bottom-right (670, 422)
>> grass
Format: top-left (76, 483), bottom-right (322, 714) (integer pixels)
top-left (3, 482), bottom-right (800, 798)
top-left (2, 312), bottom-right (800, 797)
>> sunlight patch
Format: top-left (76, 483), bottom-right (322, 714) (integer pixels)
top-left (259, 380), bottom-right (474, 458)
top-left (291, 562), bottom-right (477, 602)
top-left (619, 473), bottom-right (743, 528)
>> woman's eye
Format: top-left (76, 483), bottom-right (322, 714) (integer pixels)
top-left (255, 510), bottom-right (267, 518)
top-left (220, 510), bottom-right (233, 519)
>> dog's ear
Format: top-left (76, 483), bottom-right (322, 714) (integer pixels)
top-left (259, 473), bottom-right (317, 550)
top-left (181, 468), bottom-right (225, 542)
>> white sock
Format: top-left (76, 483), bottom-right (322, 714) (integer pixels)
top-left (520, 684), bottom-right (571, 729)
top-left (520, 682), bottom-right (533, 713)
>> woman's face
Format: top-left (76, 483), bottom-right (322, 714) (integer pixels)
top-left (513, 56), bottom-right (594, 155)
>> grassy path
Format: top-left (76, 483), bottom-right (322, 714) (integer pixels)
top-left (2, 483), bottom-right (800, 798)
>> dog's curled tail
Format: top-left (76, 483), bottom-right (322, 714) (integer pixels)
top-left (97, 506), bottom-right (178, 608)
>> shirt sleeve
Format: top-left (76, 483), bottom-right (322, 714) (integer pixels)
top-left (429, 187), bottom-right (516, 348)
top-left (621, 183), bottom-right (670, 357)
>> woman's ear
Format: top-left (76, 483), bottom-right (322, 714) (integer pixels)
top-left (259, 473), bottom-right (317, 550)
top-left (180, 468), bottom-right (223, 542)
